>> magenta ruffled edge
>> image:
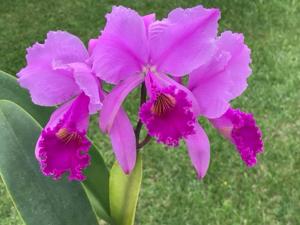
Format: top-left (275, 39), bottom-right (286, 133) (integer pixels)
top-left (228, 108), bottom-right (264, 167)
top-left (38, 118), bottom-right (91, 181)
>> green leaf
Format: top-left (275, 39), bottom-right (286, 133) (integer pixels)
top-left (0, 70), bottom-right (111, 222)
top-left (0, 100), bottom-right (99, 225)
top-left (109, 154), bottom-right (143, 225)
top-left (83, 145), bottom-right (112, 223)
top-left (0, 70), bottom-right (52, 126)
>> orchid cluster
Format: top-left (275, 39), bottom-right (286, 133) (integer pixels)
top-left (17, 5), bottom-right (263, 181)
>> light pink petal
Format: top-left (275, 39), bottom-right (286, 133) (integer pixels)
top-left (18, 66), bottom-right (80, 106)
top-left (69, 62), bottom-right (102, 114)
top-left (188, 31), bottom-right (251, 118)
top-left (99, 74), bottom-right (144, 133)
top-left (17, 31), bottom-right (89, 106)
top-left (92, 6), bottom-right (148, 84)
top-left (25, 31), bottom-right (88, 66)
top-left (185, 123), bottom-right (210, 179)
top-left (108, 108), bottom-right (137, 174)
top-left (149, 6), bottom-right (220, 76)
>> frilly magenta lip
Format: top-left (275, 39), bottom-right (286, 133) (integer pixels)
top-left (140, 85), bottom-right (195, 147)
top-left (210, 108), bottom-right (264, 167)
top-left (36, 93), bottom-right (91, 181)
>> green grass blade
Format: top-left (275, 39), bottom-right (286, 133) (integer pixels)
top-left (109, 154), bottom-right (143, 225)
top-left (0, 100), bottom-right (99, 225)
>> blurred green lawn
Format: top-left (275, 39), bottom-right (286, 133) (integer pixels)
top-left (0, 0), bottom-right (299, 224)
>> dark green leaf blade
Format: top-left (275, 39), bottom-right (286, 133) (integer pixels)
top-left (0, 100), bottom-right (99, 225)
top-left (83, 144), bottom-right (111, 223)
top-left (109, 154), bottom-right (143, 225)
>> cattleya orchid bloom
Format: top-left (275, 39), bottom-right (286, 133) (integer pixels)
top-left (18, 31), bottom-right (137, 179)
top-left (92, 5), bottom-right (221, 178)
top-left (17, 31), bottom-right (103, 181)
top-left (210, 108), bottom-right (264, 167)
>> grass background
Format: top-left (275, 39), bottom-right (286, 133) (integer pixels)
top-left (0, 0), bottom-right (299, 224)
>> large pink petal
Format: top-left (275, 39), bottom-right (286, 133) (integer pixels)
top-left (99, 74), bottom-right (144, 133)
top-left (92, 6), bottom-right (148, 84)
top-left (70, 63), bottom-right (102, 114)
top-left (25, 31), bottom-right (88, 67)
top-left (188, 31), bottom-right (251, 118)
top-left (18, 66), bottom-right (80, 106)
top-left (149, 6), bottom-right (220, 76)
top-left (185, 123), bottom-right (210, 179)
top-left (108, 108), bottom-right (137, 174)
top-left (17, 31), bottom-right (89, 106)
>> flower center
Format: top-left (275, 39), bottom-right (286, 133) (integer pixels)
top-left (142, 64), bottom-right (157, 75)
top-left (56, 128), bottom-right (82, 145)
top-left (151, 93), bottom-right (176, 116)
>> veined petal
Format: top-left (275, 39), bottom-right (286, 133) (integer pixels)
top-left (100, 74), bottom-right (144, 133)
top-left (149, 5), bottom-right (220, 76)
top-left (185, 123), bottom-right (210, 179)
top-left (35, 93), bottom-right (91, 181)
top-left (188, 31), bottom-right (251, 118)
top-left (70, 62), bottom-right (102, 114)
top-left (108, 108), bottom-right (137, 174)
top-left (17, 31), bottom-right (89, 106)
top-left (92, 6), bottom-right (148, 84)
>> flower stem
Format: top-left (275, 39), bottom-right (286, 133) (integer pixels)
top-left (137, 134), bottom-right (151, 149)
top-left (135, 83), bottom-right (149, 149)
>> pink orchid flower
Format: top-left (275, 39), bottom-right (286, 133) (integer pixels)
top-left (17, 31), bottom-right (136, 180)
top-left (91, 5), bottom-right (221, 178)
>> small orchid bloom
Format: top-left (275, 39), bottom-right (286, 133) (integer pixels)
top-left (92, 5), bottom-right (220, 177)
top-left (17, 31), bottom-right (103, 180)
top-left (18, 30), bottom-right (137, 177)
top-left (210, 108), bottom-right (264, 167)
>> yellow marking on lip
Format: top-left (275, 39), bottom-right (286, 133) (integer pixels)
top-left (56, 128), bottom-right (82, 144)
top-left (151, 93), bottom-right (176, 116)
